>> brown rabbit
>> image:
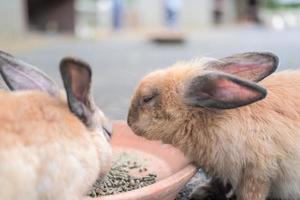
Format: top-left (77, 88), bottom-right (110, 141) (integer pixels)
top-left (127, 52), bottom-right (300, 200)
top-left (0, 51), bottom-right (112, 200)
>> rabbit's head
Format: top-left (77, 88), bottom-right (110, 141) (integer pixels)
top-left (0, 50), bottom-right (112, 143)
top-left (127, 52), bottom-right (278, 146)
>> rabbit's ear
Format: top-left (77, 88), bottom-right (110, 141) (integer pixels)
top-left (207, 52), bottom-right (278, 82)
top-left (0, 50), bottom-right (59, 97)
top-left (184, 72), bottom-right (267, 109)
top-left (60, 57), bottom-right (95, 127)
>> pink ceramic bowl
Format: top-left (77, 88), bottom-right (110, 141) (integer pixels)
top-left (84, 121), bottom-right (197, 200)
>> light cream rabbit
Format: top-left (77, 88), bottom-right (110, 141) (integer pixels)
top-left (126, 52), bottom-right (300, 200)
top-left (0, 51), bottom-right (112, 200)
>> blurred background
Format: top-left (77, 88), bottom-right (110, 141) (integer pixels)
top-left (1, 1), bottom-right (300, 199)
top-left (1, 0), bottom-right (300, 120)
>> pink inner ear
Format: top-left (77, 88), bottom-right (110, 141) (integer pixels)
top-left (211, 78), bottom-right (259, 102)
top-left (216, 63), bottom-right (273, 82)
top-left (220, 63), bottom-right (271, 82)
top-left (69, 65), bottom-right (89, 104)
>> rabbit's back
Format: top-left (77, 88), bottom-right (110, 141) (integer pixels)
top-left (0, 90), bottom-right (87, 145)
top-left (254, 70), bottom-right (300, 139)
top-left (0, 90), bottom-right (102, 200)
top-left (256, 71), bottom-right (300, 199)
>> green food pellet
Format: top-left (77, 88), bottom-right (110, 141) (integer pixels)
top-left (87, 153), bottom-right (157, 197)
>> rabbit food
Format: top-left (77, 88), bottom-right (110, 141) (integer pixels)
top-left (88, 153), bottom-right (157, 197)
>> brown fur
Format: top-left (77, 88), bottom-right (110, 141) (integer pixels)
top-left (128, 59), bottom-right (300, 200)
top-left (0, 51), bottom-right (112, 200)
top-left (0, 90), bottom-right (112, 200)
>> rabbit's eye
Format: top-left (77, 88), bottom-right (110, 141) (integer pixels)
top-left (140, 89), bottom-right (159, 106)
top-left (143, 95), bottom-right (155, 104)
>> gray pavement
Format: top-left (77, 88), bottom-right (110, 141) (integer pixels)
top-left (11, 27), bottom-right (300, 120)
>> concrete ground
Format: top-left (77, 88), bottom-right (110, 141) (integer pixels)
top-left (4, 27), bottom-right (299, 120)
top-left (1, 26), bottom-right (300, 199)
